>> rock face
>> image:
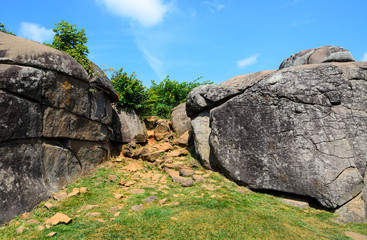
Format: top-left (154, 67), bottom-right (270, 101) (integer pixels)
top-left (279, 45), bottom-right (355, 69)
top-left (0, 32), bottom-right (118, 225)
top-left (111, 106), bottom-right (147, 144)
top-left (187, 46), bottom-right (367, 222)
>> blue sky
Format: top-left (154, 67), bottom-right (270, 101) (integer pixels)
top-left (2, 0), bottom-right (367, 86)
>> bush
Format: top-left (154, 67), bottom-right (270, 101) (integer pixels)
top-left (0, 22), bottom-right (15, 36)
top-left (111, 68), bottom-right (147, 113)
top-left (46, 20), bottom-right (93, 74)
top-left (144, 75), bottom-right (212, 119)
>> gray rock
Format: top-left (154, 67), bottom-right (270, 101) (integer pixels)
top-left (90, 89), bottom-right (113, 125)
top-left (111, 106), bottom-right (147, 143)
top-left (0, 90), bottom-right (42, 142)
top-left (131, 204), bottom-right (144, 211)
top-left (220, 70), bottom-right (276, 91)
top-left (0, 32), bottom-right (88, 80)
top-left (209, 62), bottom-right (367, 209)
top-left (279, 45), bottom-right (355, 69)
top-left (335, 193), bottom-right (366, 223)
top-left (144, 196), bottom-right (158, 204)
top-left (281, 199), bottom-right (309, 209)
top-left (171, 103), bottom-right (192, 136)
top-left (90, 62), bottom-right (119, 102)
top-left (186, 84), bottom-right (241, 117)
top-left (179, 168), bottom-right (195, 177)
top-left (191, 111), bottom-right (213, 169)
top-left (0, 143), bottom-right (49, 225)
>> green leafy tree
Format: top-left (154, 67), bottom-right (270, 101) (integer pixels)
top-left (145, 76), bottom-right (212, 118)
top-left (47, 20), bottom-right (92, 74)
top-left (111, 68), bottom-right (147, 113)
top-left (0, 22), bottom-right (15, 36)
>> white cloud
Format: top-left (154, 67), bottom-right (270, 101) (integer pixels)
top-left (362, 53), bottom-right (367, 61)
top-left (97, 0), bottom-right (172, 27)
top-left (19, 22), bottom-right (54, 43)
top-left (237, 54), bottom-right (260, 68)
top-left (202, 0), bottom-right (225, 13)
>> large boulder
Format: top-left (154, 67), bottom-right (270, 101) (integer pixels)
top-left (171, 103), bottom-right (192, 136)
top-left (111, 105), bottom-right (147, 144)
top-left (0, 33), bottom-right (117, 225)
top-left (187, 46), bottom-right (367, 222)
top-left (279, 45), bottom-right (355, 69)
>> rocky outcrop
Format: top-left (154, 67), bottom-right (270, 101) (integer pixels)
top-left (187, 46), bottom-right (367, 222)
top-left (0, 32), bottom-right (117, 225)
top-left (279, 45), bottom-right (355, 69)
top-left (171, 103), bottom-right (191, 136)
top-left (111, 106), bottom-right (147, 144)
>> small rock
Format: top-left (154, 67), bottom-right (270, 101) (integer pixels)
top-left (46, 232), bottom-right (57, 237)
top-left (44, 202), bottom-right (55, 209)
top-left (128, 141), bottom-right (137, 149)
top-left (171, 217), bottom-right (179, 221)
top-left (203, 173), bottom-right (210, 178)
top-left (124, 162), bottom-right (143, 172)
top-left (188, 159), bottom-right (200, 168)
top-left (281, 199), bottom-right (309, 209)
top-left (20, 212), bottom-right (33, 220)
top-left (96, 218), bottom-right (105, 222)
top-left (45, 224), bottom-right (51, 229)
top-left (114, 212), bottom-right (121, 217)
top-left (108, 175), bottom-right (118, 182)
top-left (132, 148), bottom-right (142, 159)
top-left (53, 191), bottom-right (68, 201)
top-left (175, 176), bottom-right (195, 187)
top-left (173, 131), bottom-right (190, 147)
top-left (37, 225), bottom-right (45, 231)
top-left (194, 171), bottom-right (204, 175)
top-left (86, 212), bottom-right (101, 217)
top-left (129, 189), bottom-right (146, 194)
top-left (144, 196), bottom-right (158, 204)
top-left (345, 231), bottom-right (367, 240)
top-left (44, 213), bottom-right (72, 226)
top-left (80, 187), bottom-right (88, 193)
top-left (179, 168), bottom-right (195, 177)
top-left (68, 188), bottom-right (80, 197)
top-left (124, 181), bottom-right (136, 187)
top-left (160, 175), bottom-right (167, 183)
top-left (26, 219), bottom-right (40, 225)
top-left (131, 204), bottom-right (144, 211)
top-left (193, 175), bottom-right (205, 183)
top-left (16, 226), bottom-right (26, 234)
top-left (82, 205), bottom-right (98, 211)
top-left (141, 184), bottom-right (155, 188)
top-left (115, 193), bottom-right (124, 199)
top-left (159, 198), bottom-right (167, 205)
top-left (167, 202), bottom-right (180, 206)
top-left (110, 206), bottom-right (120, 212)
top-left (159, 185), bottom-right (170, 190)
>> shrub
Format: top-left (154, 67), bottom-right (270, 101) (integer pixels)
top-left (46, 20), bottom-right (93, 74)
top-left (144, 75), bottom-right (212, 119)
top-left (111, 68), bottom-right (147, 113)
top-left (0, 22), bottom-right (15, 36)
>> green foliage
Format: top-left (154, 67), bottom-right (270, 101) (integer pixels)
top-left (0, 22), bottom-right (15, 36)
top-left (144, 75), bottom-right (213, 119)
top-left (111, 68), bottom-right (147, 113)
top-left (47, 20), bottom-right (93, 74)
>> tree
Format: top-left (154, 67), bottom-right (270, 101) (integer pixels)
top-left (0, 22), bottom-right (15, 36)
top-left (47, 20), bottom-right (92, 74)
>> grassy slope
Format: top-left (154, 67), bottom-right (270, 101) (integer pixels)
top-left (0, 153), bottom-right (366, 240)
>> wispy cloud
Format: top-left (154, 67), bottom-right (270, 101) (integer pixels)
top-left (362, 53), bottom-right (367, 61)
top-left (237, 54), bottom-right (260, 68)
top-left (97, 0), bottom-right (172, 27)
top-left (19, 22), bottom-right (54, 43)
top-left (202, 0), bottom-right (225, 13)
top-left (140, 48), bottom-right (165, 79)
top-left (291, 19), bottom-right (316, 27)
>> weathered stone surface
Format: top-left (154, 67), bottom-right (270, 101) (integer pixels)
top-left (171, 103), bottom-right (192, 136)
top-left (0, 143), bottom-right (48, 225)
top-left (0, 90), bottom-right (42, 142)
top-left (154, 119), bottom-right (171, 141)
top-left (90, 90), bottom-right (113, 125)
top-left (0, 32), bottom-right (88, 80)
top-left (111, 106), bottom-right (147, 143)
top-left (173, 131), bottom-right (190, 147)
top-left (335, 193), bottom-right (366, 223)
top-left (279, 46), bottom-right (355, 69)
top-left (186, 84), bottom-right (240, 117)
top-left (209, 62), bottom-right (367, 209)
top-left (191, 111), bottom-right (213, 169)
top-left (43, 108), bottom-right (108, 141)
top-left (0, 64), bottom-right (44, 101)
top-left (220, 70), bottom-right (276, 91)
top-left (90, 63), bottom-right (118, 102)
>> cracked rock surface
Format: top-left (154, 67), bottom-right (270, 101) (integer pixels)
top-left (187, 46), bottom-right (367, 222)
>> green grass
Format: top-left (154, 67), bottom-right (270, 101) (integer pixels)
top-left (0, 158), bottom-right (366, 240)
